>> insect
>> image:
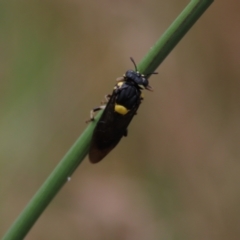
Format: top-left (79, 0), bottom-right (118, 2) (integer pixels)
top-left (87, 58), bottom-right (157, 163)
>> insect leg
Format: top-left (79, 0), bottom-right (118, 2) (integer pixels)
top-left (123, 129), bottom-right (128, 137)
top-left (101, 94), bottom-right (111, 105)
top-left (86, 105), bottom-right (106, 123)
top-left (116, 76), bottom-right (125, 82)
top-left (105, 94), bottom-right (111, 101)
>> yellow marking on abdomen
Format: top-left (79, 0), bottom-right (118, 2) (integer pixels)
top-left (114, 104), bottom-right (129, 115)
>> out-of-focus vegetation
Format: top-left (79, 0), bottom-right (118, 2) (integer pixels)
top-left (1, 1), bottom-right (240, 239)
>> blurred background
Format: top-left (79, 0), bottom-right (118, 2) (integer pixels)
top-left (1, 0), bottom-right (240, 239)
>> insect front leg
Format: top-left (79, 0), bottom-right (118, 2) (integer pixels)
top-left (101, 94), bottom-right (111, 105)
top-left (86, 105), bottom-right (106, 123)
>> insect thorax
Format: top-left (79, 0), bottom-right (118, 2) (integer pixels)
top-left (113, 81), bottom-right (142, 115)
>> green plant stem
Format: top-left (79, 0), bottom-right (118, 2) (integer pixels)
top-left (138, 0), bottom-right (214, 75)
top-left (2, 0), bottom-right (214, 239)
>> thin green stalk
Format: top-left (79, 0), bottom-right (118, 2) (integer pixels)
top-left (2, 0), bottom-right (214, 239)
top-left (138, 0), bottom-right (213, 74)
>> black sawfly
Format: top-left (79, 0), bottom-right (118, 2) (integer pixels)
top-left (86, 58), bottom-right (157, 163)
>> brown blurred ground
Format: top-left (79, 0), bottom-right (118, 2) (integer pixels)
top-left (1, 0), bottom-right (240, 239)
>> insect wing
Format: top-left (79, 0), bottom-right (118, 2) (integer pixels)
top-left (89, 90), bottom-right (140, 163)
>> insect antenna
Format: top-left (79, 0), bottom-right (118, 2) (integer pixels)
top-left (130, 57), bottom-right (157, 78)
top-left (145, 72), bottom-right (158, 78)
top-left (130, 57), bottom-right (138, 72)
